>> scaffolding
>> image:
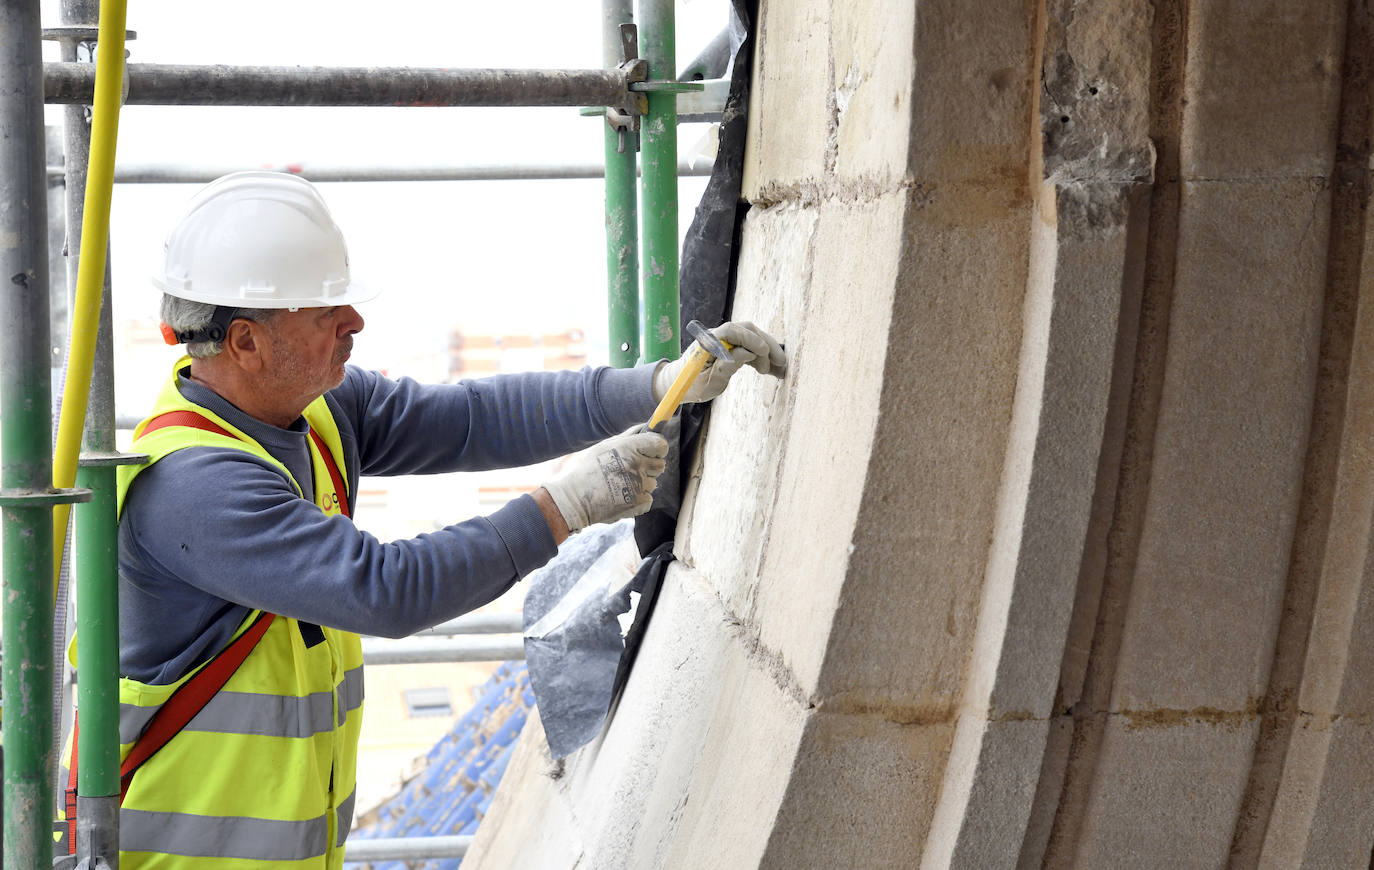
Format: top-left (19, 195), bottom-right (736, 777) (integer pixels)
top-left (0, 0), bottom-right (723, 864)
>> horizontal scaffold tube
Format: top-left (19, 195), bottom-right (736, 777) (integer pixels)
top-left (360, 636), bottom-right (525, 665)
top-left (345, 836), bottom-right (471, 861)
top-left (44, 62), bottom-right (634, 108)
top-left (53, 160), bottom-right (714, 184)
top-left (416, 613), bottom-right (523, 636)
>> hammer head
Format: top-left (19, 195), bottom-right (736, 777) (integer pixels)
top-left (685, 320), bottom-right (733, 363)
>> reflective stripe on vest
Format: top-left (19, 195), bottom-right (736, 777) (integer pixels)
top-left (109, 356), bottom-right (363, 869)
top-left (118, 665), bottom-right (364, 744)
top-left (118, 788), bottom-right (357, 862)
top-left (121, 807), bottom-right (328, 863)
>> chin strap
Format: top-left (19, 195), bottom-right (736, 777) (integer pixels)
top-left (159, 305), bottom-right (240, 346)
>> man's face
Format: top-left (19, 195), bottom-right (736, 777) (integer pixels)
top-left (258, 305), bottom-right (365, 411)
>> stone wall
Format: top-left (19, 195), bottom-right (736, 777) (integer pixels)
top-left (467, 0), bottom-right (1374, 866)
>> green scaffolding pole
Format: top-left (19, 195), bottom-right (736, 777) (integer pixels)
top-left (73, 458), bottom-right (121, 859)
top-left (0, 2), bottom-right (60, 865)
top-left (638, 0), bottom-right (680, 363)
top-left (603, 0), bottom-right (639, 368)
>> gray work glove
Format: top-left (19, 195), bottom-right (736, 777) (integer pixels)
top-left (651, 320), bottom-right (788, 404)
top-left (542, 427), bottom-right (670, 532)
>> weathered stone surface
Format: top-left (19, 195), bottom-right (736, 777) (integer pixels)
top-left (747, 191), bottom-right (905, 697)
top-left (1015, 716), bottom-right (1074, 869)
top-left (829, 2), bottom-right (915, 183)
top-left (742, 0), bottom-right (834, 199)
top-left (1181, 0), bottom-right (1344, 179)
top-left (923, 180), bottom-right (1141, 868)
top-left (1041, 0), bottom-right (1155, 185)
top-left (1300, 201), bottom-right (1374, 719)
top-left (923, 715), bottom-right (1050, 869)
top-left (572, 563), bottom-right (807, 868)
top-left (1073, 716), bottom-right (1259, 867)
top-left (1314, 530), bottom-right (1374, 718)
top-left (759, 711), bottom-right (955, 869)
top-left (467, 564), bottom-right (809, 869)
top-left (910, 0), bottom-right (1036, 185)
top-left (676, 204), bottom-right (815, 620)
top-left (811, 179), bottom-right (1031, 711)
top-left (645, 590), bottom-right (810, 868)
top-left (1112, 179), bottom-right (1329, 713)
top-left (1262, 716), bottom-right (1374, 867)
top-left (981, 183), bottom-right (1141, 719)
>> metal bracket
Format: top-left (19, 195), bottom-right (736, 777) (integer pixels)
top-left (620, 23), bottom-right (639, 69)
top-left (41, 27), bottom-right (137, 119)
top-left (0, 487), bottom-right (93, 508)
top-left (629, 81), bottom-right (706, 94)
top-left (78, 451), bottom-right (149, 468)
top-left (41, 27), bottom-right (137, 43)
top-left (606, 23), bottom-right (647, 154)
top-left (618, 59), bottom-right (650, 103)
top-left (51, 856), bottom-right (112, 870)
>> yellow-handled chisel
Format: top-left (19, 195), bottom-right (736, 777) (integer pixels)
top-left (646, 320), bottom-right (734, 431)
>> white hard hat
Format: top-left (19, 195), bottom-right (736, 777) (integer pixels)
top-left (152, 171), bottom-right (378, 309)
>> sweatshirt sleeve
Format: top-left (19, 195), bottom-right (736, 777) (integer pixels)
top-left (120, 446), bottom-right (559, 639)
top-left (334, 362), bottom-right (660, 477)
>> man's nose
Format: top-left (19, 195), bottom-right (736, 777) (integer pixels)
top-left (338, 305), bottom-right (365, 335)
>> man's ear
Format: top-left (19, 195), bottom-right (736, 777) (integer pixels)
top-left (222, 319), bottom-right (264, 373)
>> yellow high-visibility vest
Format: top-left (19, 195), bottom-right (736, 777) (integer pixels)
top-left (109, 357), bottom-right (363, 868)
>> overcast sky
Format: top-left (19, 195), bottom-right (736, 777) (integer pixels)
top-left (38, 0), bottom-right (721, 379)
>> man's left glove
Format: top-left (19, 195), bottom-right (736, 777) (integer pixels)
top-left (652, 320), bottom-right (787, 404)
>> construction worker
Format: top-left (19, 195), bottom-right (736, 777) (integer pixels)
top-left (63, 171), bottom-right (786, 868)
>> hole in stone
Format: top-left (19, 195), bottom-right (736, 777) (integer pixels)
top-left (1089, 86), bottom-right (1098, 95)
top-left (1060, 115), bottom-right (1070, 124)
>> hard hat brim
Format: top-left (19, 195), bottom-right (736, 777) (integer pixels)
top-left (151, 276), bottom-right (380, 309)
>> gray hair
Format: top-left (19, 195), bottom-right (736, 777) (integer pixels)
top-left (160, 294), bottom-right (280, 359)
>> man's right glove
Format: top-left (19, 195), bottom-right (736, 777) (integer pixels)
top-left (652, 320), bottom-right (787, 405)
top-left (542, 427), bottom-right (670, 532)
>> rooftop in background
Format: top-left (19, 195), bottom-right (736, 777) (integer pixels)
top-left (347, 662), bottom-right (533, 869)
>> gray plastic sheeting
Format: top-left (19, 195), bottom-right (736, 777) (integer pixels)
top-left (522, 520), bottom-right (642, 758)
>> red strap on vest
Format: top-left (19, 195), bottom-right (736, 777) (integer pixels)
top-left (65, 719), bottom-right (79, 850)
top-left (118, 610), bottom-right (276, 801)
top-left (141, 408), bottom-right (236, 439)
top-left (308, 428), bottom-right (351, 519)
top-left (63, 612), bottom-right (275, 853)
top-left (142, 408), bottom-right (350, 518)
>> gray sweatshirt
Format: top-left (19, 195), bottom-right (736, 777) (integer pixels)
top-left (118, 362), bottom-right (659, 686)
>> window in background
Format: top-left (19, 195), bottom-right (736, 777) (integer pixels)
top-left (403, 687), bottom-right (454, 719)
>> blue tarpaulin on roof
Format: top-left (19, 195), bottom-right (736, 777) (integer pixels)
top-left (345, 662), bottom-right (533, 869)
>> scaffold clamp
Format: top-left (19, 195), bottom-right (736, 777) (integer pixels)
top-left (605, 23), bottom-right (648, 153)
top-left (78, 451), bottom-right (150, 468)
top-left (0, 486), bottom-right (93, 508)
